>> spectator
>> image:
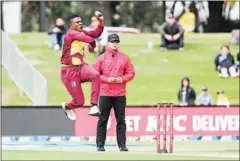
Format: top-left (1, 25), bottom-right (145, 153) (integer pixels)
top-left (214, 45), bottom-right (238, 78)
top-left (216, 89), bottom-right (230, 107)
top-left (178, 76), bottom-right (196, 106)
top-left (231, 29), bottom-right (240, 45)
top-left (164, 1), bottom-right (209, 33)
top-left (196, 85), bottom-right (213, 106)
top-left (85, 16), bottom-right (108, 56)
top-left (48, 18), bottom-right (68, 51)
top-left (236, 51), bottom-right (240, 76)
top-left (159, 14), bottom-right (185, 51)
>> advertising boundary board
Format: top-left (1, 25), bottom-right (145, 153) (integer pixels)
top-left (74, 105), bottom-right (239, 137)
top-left (1, 106), bottom-right (239, 141)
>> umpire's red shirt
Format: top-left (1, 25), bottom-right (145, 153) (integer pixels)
top-left (94, 48), bottom-right (135, 96)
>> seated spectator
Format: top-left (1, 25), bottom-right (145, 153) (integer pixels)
top-left (92, 16), bottom-right (108, 55)
top-left (48, 18), bottom-right (68, 51)
top-left (159, 14), bottom-right (184, 51)
top-left (236, 51), bottom-right (240, 76)
top-left (85, 16), bottom-right (108, 56)
top-left (196, 85), bottom-right (213, 106)
top-left (214, 45), bottom-right (238, 78)
top-left (216, 89), bottom-right (230, 107)
top-left (178, 76), bottom-right (196, 106)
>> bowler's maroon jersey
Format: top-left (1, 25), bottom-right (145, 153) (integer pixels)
top-left (61, 26), bottom-right (103, 65)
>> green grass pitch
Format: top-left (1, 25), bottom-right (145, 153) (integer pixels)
top-left (2, 141), bottom-right (239, 160)
top-left (2, 33), bottom-right (239, 106)
top-left (2, 33), bottom-right (239, 160)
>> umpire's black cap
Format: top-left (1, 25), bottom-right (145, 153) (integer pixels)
top-left (108, 33), bottom-right (120, 43)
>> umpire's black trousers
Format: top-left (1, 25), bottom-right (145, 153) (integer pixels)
top-left (96, 96), bottom-right (126, 147)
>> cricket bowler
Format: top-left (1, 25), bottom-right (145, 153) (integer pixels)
top-left (60, 11), bottom-right (104, 120)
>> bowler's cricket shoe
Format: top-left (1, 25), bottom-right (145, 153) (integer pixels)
top-left (88, 105), bottom-right (101, 116)
top-left (61, 102), bottom-right (76, 120)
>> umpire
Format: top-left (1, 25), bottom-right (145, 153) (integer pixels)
top-left (94, 33), bottom-right (135, 151)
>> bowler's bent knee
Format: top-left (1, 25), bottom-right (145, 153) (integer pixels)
top-left (76, 99), bottom-right (85, 107)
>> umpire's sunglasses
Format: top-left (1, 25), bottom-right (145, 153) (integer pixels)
top-left (110, 40), bottom-right (120, 43)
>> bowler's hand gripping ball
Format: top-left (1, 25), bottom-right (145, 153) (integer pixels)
top-left (95, 11), bottom-right (104, 21)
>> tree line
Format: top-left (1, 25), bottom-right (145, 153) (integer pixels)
top-left (1, 1), bottom-right (237, 33)
top-left (21, 1), bottom-right (165, 33)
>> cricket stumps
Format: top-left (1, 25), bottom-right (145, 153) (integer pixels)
top-left (156, 102), bottom-right (174, 154)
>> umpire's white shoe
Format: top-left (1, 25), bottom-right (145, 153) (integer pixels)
top-left (61, 102), bottom-right (76, 121)
top-left (89, 105), bottom-right (101, 116)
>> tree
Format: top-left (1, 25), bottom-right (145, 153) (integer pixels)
top-left (21, 1), bottom-right (165, 32)
top-left (22, 1), bottom-right (40, 31)
top-left (112, 2), bottom-right (164, 32)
